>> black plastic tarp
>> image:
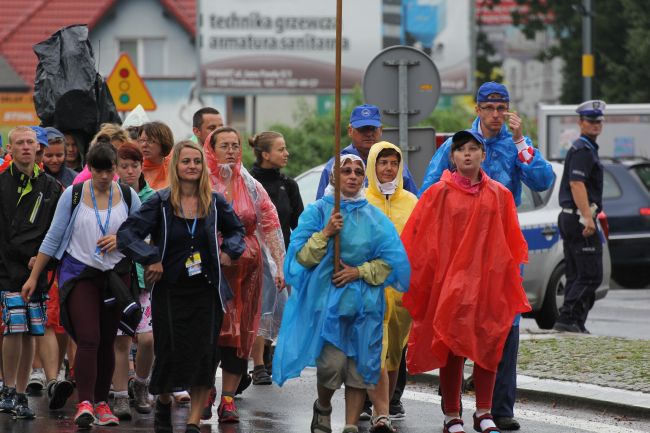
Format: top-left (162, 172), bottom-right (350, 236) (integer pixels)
top-left (33, 24), bottom-right (120, 144)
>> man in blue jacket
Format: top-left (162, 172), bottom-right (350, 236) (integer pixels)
top-left (316, 104), bottom-right (419, 199)
top-left (420, 82), bottom-right (554, 430)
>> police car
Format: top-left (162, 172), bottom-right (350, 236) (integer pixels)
top-left (295, 161), bottom-right (611, 329)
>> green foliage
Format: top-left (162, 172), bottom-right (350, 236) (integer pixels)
top-left (512, 0), bottom-right (649, 103)
top-left (420, 99), bottom-right (475, 133)
top-left (250, 89), bottom-right (364, 177)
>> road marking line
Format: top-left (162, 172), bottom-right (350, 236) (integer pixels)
top-left (402, 389), bottom-right (646, 433)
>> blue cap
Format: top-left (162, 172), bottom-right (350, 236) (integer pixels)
top-left (44, 126), bottom-right (65, 142)
top-left (576, 100), bottom-right (606, 120)
top-left (476, 81), bottom-right (509, 103)
top-left (452, 129), bottom-right (486, 148)
top-left (350, 104), bottom-right (382, 128)
top-left (30, 126), bottom-right (48, 147)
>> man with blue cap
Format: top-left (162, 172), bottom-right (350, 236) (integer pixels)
top-left (31, 126), bottom-right (49, 167)
top-left (420, 82), bottom-right (555, 431)
top-left (316, 104), bottom-right (419, 199)
top-left (554, 100), bottom-right (606, 335)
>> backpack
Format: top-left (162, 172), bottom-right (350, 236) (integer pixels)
top-left (70, 181), bottom-right (132, 215)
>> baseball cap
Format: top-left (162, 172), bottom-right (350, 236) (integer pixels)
top-left (30, 126), bottom-right (49, 147)
top-left (44, 126), bottom-right (65, 142)
top-left (576, 100), bottom-right (606, 120)
top-left (452, 129), bottom-right (486, 149)
top-left (476, 81), bottom-right (509, 103)
top-left (350, 104), bottom-right (382, 128)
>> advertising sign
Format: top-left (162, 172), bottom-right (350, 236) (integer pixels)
top-left (199, 0), bottom-right (382, 93)
top-left (398, 0), bottom-right (473, 93)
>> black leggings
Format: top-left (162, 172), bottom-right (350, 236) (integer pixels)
top-left (67, 274), bottom-right (126, 403)
top-left (218, 346), bottom-right (248, 375)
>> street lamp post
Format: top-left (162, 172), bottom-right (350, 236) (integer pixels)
top-left (582, 0), bottom-right (593, 101)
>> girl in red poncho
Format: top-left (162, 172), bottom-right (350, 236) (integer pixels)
top-left (203, 127), bottom-right (285, 422)
top-left (401, 130), bottom-right (530, 433)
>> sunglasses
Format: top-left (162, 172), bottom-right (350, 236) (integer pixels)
top-left (354, 126), bottom-right (379, 133)
top-left (340, 167), bottom-right (365, 177)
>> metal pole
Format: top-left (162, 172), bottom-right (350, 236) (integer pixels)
top-left (195, 0), bottom-right (203, 99)
top-left (582, 0), bottom-right (593, 100)
top-left (398, 60), bottom-right (409, 168)
top-left (333, 0), bottom-right (342, 273)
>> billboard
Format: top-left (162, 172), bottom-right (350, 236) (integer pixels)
top-left (199, 0), bottom-right (474, 95)
top-left (199, 0), bottom-right (382, 93)
top-left (396, 0), bottom-right (474, 93)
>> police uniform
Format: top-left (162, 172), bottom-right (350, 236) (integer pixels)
top-left (555, 100), bottom-right (605, 333)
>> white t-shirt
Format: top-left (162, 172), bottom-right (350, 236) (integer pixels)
top-left (67, 190), bottom-right (128, 271)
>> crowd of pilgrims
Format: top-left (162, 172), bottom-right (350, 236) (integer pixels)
top-left (0, 101), bottom-right (532, 433)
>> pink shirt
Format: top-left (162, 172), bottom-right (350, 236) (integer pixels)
top-left (72, 165), bottom-right (118, 185)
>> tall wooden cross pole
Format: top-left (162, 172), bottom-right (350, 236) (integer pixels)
top-left (333, 0), bottom-right (343, 273)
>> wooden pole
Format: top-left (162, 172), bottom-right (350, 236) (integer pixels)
top-left (333, 0), bottom-right (342, 273)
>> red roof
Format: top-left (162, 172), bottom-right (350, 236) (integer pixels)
top-left (0, 0), bottom-right (196, 88)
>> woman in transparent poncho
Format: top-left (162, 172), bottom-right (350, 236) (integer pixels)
top-left (202, 126), bottom-right (285, 422)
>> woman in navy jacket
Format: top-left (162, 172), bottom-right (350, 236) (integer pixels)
top-left (117, 140), bottom-right (245, 433)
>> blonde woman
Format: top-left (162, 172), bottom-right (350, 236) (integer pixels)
top-left (117, 140), bottom-right (245, 433)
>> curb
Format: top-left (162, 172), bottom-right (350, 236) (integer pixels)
top-left (407, 371), bottom-right (650, 418)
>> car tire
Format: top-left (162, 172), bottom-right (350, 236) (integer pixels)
top-left (535, 262), bottom-right (566, 329)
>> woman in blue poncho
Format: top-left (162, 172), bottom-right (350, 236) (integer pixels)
top-left (273, 154), bottom-right (410, 433)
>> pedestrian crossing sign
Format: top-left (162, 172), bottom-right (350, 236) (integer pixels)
top-left (107, 53), bottom-right (156, 111)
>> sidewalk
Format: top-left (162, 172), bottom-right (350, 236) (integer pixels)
top-left (411, 329), bottom-right (650, 417)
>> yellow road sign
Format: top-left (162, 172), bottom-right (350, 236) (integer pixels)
top-left (107, 54), bottom-right (156, 111)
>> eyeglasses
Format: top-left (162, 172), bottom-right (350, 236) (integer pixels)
top-left (340, 167), bottom-right (365, 177)
top-left (216, 143), bottom-right (241, 151)
top-left (478, 105), bottom-right (508, 114)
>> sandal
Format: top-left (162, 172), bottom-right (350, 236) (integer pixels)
top-left (251, 365), bottom-right (272, 385)
top-left (310, 399), bottom-right (332, 433)
top-left (473, 412), bottom-right (500, 432)
top-left (443, 417), bottom-right (465, 433)
top-left (370, 415), bottom-right (395, 433)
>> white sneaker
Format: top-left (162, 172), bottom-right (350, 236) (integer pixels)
top-left (57, 366), bottom-right (66, 382)
top-left (27, 368), bottom-right (46, 393)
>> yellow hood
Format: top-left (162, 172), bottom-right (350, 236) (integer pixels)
top-left (366, 141), bottom-right (404, 196)
top-left (365, 141), bottom-right (417, 234)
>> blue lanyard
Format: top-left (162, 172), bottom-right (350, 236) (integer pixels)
top-left (179, 204), bottom-right (197, 239)
top-left (89, 180), bottom-right (113, 236)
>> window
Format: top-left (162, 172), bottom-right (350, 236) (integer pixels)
top-left (517, 184), bottom-right (538, 212)
top-left (118, 38), bottom-right (165, 76)
top-left (602, 170), bottom-right (622, 199)
top-left (632, 164), bottom-right (650, 194)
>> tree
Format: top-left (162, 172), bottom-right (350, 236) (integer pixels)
top-left (242, 89), bottom-right (364, 177)
top-left (512, 0), bottom-right (649, 103)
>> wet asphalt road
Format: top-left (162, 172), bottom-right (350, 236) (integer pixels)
top-left (2, 368), bottom-right (648, 433)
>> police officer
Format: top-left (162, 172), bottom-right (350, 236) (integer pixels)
top-left (554, 100), bottom-right (606, 334)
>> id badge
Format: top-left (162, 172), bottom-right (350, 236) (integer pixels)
top-left (94, 246), bottom-right (105, 262)
top-left (185, 251), bottom-right (202, 276)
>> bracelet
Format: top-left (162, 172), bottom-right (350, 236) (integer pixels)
top-left (514, 137), bottom-right (526, 145)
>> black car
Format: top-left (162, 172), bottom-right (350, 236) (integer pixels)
top-left (602, 157), bottom-right (650, 287)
